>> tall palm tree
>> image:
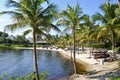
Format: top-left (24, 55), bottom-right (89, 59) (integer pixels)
top-left (93, 0), bottom-right (120, 60)
top-left (80, 14), bottom-right (97, 58)
top-left (0, 0), bottom-right (59, 80)
top-left (76, 27), bottom-right (85, 51)
top-left (57, 4), bottom-right (83, 74)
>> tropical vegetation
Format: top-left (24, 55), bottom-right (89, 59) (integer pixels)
top-left (0, 71), bottom-right (48, 80)
top-left (0, 0), bottom-right (59, 80)
top-left (56, 3), bottom-right (83, 74)
top-left (93, 0), bottom-right (120, 60)
top-left (0, 0), bottom-right (120, 79)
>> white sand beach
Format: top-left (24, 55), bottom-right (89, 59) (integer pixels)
top-left (55, 48), bottom-right (119, 80)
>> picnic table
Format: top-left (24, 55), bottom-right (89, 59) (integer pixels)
top-left (92, 49), bottom-right (110, 60)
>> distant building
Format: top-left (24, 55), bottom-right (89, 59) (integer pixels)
top-left (6, 35), bottom-right (16, 40)
top-left (30, 41), bottom-right (50, 45)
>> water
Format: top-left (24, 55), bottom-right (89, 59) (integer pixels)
top-left (0, 49), bottom-right (74, 79)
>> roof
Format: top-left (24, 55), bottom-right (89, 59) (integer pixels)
top-left (30, 41), bottom-right (50, 44)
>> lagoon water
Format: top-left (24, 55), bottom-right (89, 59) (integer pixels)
top-left (0, 49), bottom-right (74, 79)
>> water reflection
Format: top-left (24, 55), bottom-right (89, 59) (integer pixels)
top-left (0, 49), bottom-right (74, 79)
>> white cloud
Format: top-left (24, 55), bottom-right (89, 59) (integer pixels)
top-left (0, 18), bottom-right (5, 22)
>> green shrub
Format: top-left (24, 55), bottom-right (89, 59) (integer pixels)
top-left (0, 71), bottom-right (49, 80)
top-left (92, 43), bottom-right (111, 49)
top-left (110, 76), bottom-right (120, 80)
top-left (0, 44), bottom-right (13, 50)
top-left (92, 44), bottom-right (104, 48)
top-left (116, 47), bottom-right (120, 52)
top-left (11, 44), bottom-right (32, 48)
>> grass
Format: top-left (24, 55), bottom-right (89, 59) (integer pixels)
top-left (0, 44), bottom-right (13, 49)
top-left (0, 44), bottom-right (33, 50)
top-left (110, 76), bottom-right (120, 80)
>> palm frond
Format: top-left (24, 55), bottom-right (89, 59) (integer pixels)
top-left (4, 22), bottom-right (27, 32)
top-left (61, 26), bottom-right (71, 34)
top-left (6, 0), bottom-right (20, 8)
top-left (23, 29), bottom-right (32, 36)
top-left (97, 27), bottom-right (107, 39)
top-left (62, 10), bottom-right (72, 21)
top-left (39, 0), bottom-right (49, 4)
top-left (108, 17), bottom-right (118, 25)
top-left (39, 4), bottom-right (57, 17)
top-left (50, 23), bottom-right (61, 33)
top-left (75, 3), bottom-right (83, 16)
top-left (56, 19), bottom-right (70, 27)
top-left (92, 12), bottom-right (107, 23)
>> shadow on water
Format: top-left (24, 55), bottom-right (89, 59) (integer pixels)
top-left (57, 52), bottom-right (88, 74)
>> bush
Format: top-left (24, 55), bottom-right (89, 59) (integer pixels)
top-left (0, 71), bottom-right (49, 80)
top-left (116, 47), bottom-right (120, 52)
top-left (92, 44), bottom-right (104, 48)
top-left (11, 44), bottom-right (32, 48)
top-left (0, 44), bottom-right (13, 50)
top-left (92, 43), bottom-right (111, 49)
top-left (110, 76), bottom-right (120, 80)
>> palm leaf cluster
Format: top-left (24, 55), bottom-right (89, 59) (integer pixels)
top-left (92, 1), bottom-right (120, 59)
top-left (0, 0), bottom-right (59, 80)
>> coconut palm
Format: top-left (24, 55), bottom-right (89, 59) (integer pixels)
top-left (0, 0), bottom-right (59, 80)
top-left (80, 15), bottom-right (98, 57)
top-left (56, 4), bottom-right (83, 74)
top-left (93, 0), bottom-right (120, 60)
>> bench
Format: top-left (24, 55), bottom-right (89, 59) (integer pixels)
top-left (92, 50), bottom-right (110, 60)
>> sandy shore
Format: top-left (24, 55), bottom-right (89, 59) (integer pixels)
top-left (42, 48), bottom-right (119, 80)
top-left (17, 47), bottom-right (120, 80)
top-left (55, 48), bottom-right (119, 80)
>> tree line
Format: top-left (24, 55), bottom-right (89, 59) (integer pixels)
top-left (0, 31), bottom-right (29, 44)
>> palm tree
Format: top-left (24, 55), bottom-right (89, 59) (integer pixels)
top-left (0, 0), bottom-right (59, 80)
top-left (57, 4), bottom-right (83, 74)
top-left (76, 28), bottom-right (85, 51)
top-left (80, 15), bottom-right (97, 58)
top-left (93, 0), bottom-right (120, 60)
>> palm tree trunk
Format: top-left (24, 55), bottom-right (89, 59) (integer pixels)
top-left (2, 32), bottom-right (5, 43)
top-left (73, 28), bottom-right (77, 74)
top-left (89, 41), bottom-right (92, 58)
top-left (70, 45), bottom-right (73, 59)
top-left (33, 28), bottom-right (39, 80)
top-left (111, 29), bottom-right (116, 60)
top-left (81, 42), bottom-right (85, 51)
top-left (118, 0), bottom-right (120, 8)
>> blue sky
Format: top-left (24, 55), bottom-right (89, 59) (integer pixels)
top-left (0, 0), bottom-right (118, 36)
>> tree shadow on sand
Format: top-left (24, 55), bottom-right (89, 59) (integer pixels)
top-left (87, 69), bottom-right (120, 80)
